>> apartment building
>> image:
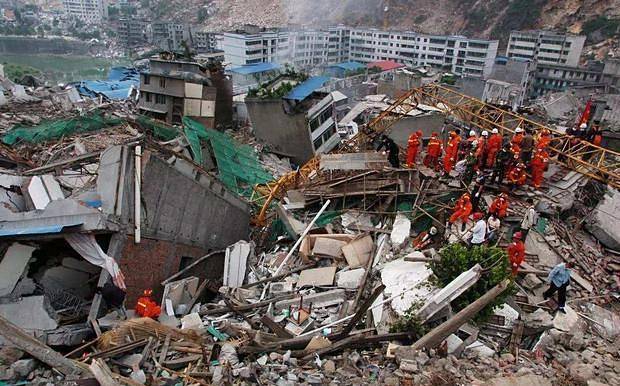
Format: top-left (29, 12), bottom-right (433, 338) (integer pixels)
top-left (117, 18), bottom-right (148, 48)
top-left (217, 26), bottom-right (289, 67)
top-left (531, 62), bottom-right (605, 98)
top-left (138, 55), bottom-right (232, 127)
top-left (506, 30), bottom-right (586, 67)
top-left (348, 28), bottom-right (498, 78)
top-left (62, 0), bottom-right (107, 23)
top-left (149, 22), bottom-right (216, 53)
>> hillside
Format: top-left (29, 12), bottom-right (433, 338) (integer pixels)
top-left (149, 0), bottom-right (620, 47)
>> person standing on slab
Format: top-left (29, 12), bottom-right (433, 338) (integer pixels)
top-left (544, 261), bottom-right (573, 314)
top-left (520, 198), bottom-right (538, 240)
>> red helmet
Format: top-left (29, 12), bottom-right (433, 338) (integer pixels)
top-left (513, 232), bottom-right (523, 240)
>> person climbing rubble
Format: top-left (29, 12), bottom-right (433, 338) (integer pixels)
top-left (529, 148), bottom-right (549, 189)
top-left (507, 231), bottom-right (525, 276)
top-left (449, 193), bottom-right (472, 227)
top-left (378, 134), bottom-right (400, 168)
top-left (443, 129), bottom-right (461, 174)
top-left (488, 193), bottom-right (509, 219)
top-left (536, 128), bottom-right (551, 151)
top-left (406, 130), bottom-right (422, 168)
top-left (507, 162), bottom-right (527, 189)
top-left (511, 127), bottom-right (524, 148)
top-left (520, 198), bottom-right (538, 240)
top-left (423, 132), bottom-right (443, 171)
top-left (544, 261), bottom-right (573, 314)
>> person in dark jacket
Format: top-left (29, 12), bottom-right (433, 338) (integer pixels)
top-left (520, 129), bottom-right (534, 165)
top-left (491, 142), bottom-right (513, 184)
top-left (377, 134), bottom-right (400, 168)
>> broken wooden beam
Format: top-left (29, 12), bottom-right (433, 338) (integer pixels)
top-left (0, 315), bottom-right (86, 376)
top-left (411, 279), bottom-right (510, 350)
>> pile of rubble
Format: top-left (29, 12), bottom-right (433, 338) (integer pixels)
top-left (0, 94), bottom-right (619, 386)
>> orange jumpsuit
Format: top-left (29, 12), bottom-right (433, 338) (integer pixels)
top-left (536, 134), bottom-right (551, 151)
top-left (407, 133), bottom-right (421, 167)
top-left (507, 165), bottom-right (526, 186)
top-left (507, 240), bottom-right (525, 275)
top-left (511, 133), bottom-right (524, 147)
top-left (136, 291), bottom-right (161, 318)
top-left (449, 195), bottom-right (472, 224)
top-left (443, 133), bottom-right (461, 173)
top-left (424, 135), bottom-right (443, 170)
top-left (486, 134), bottom-right (503, 168)
top-left (592, 133), bottom-right (602, 146)
top-left (529, 150), bottom-right (548, 188)
top-left (489, 197), bottom-right (509, 218)
top-left (475, 136), bottom-right (487, 169)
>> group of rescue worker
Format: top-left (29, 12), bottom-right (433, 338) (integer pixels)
top-left (402, 126), bottom-right (556, 189)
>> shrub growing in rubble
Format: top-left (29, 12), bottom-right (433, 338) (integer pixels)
top-left (429, 243), bottom-right (515, 324)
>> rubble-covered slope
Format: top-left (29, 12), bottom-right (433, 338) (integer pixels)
top-left (153, 0), bottom-right (620, 42)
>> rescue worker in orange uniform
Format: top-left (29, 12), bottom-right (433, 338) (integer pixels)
top-left (507, 232), bottom-right (525, 276)
top-left (507, 162), bottom-right (527, 188)
top-left (529, 148), bottom-right (549, 189)
top-left (135, 289), bottom-right (161, 319)
top-left (486, 128), bottom-right (503, 168)
top-left (459, 130), bottom-right (477, 161)
top-left (488, 193), bottom-right (509, 219)
top-left (476, 131), bottom-right (489, 170)
top-left (424, 132), bottom-right (443, 170)
top-left (587, 123), bottom-right (603, 147)
top-left (536, 129), bottom-right (552, 151)
top-left (443, 129), bottom-right (461, 174)
top-left (407, 130), bottom-right (422, 168)
top-left (449, 193), bottom-right (473, 224)
top-left (511, 127), bottom-right (524, 148)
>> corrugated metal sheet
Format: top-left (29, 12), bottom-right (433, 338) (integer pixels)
top-left (284, 76), bottom-right (330, 101)
top-left (229, 63), bottom-right (281, 75)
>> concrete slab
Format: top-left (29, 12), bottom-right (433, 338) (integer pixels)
top-left (0, 296), bottom-right (58, 331)
top-left (297, 266), bottom-right (337, 287)
top-left (553, 305), bottom-right (579, 332)
top-left (224, 241), bottom-right (251, 288)
top-left (381, 259), bottom-right (433, 316)
top-left (320, 152), bottom-right (389, 171)
top-left (275, 289), bottom-right (346, 311)
top-left (390, 213), bottom-right (411, 249)
top-left (41, 175), bottom-right (64, 201)
top-left (0, 243), bottom-right (36, 297)
top-left (61, 257), bottom-right (100, 274)
top-left (181, 313), bottom-right (204, 331)
top-left (484, 375), bottom-right (552, 386)
top-left (26, 176), bottom-right (51, 210)
top-left (336, 268), bottom-right (366, 289)
top-left (341, 235), bottom-right (373, 268)
top-left (312, 237), bottom-right (347, 258)
top-left (465, 340), bottom-right (495, 358)
top-left (585, 188), bottom-right (620, 250)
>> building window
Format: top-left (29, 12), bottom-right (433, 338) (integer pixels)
top-left (144, 74), bottom-right (150, 85)
top-left (159, 77), bottom-right (166, 88)
top-left (145, 92), bottom-right (151, 103)
top-left (155, 94), bottom-right (166, 104)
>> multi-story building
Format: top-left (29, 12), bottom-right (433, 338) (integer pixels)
top-left (506, 30), bottom-right (586, 67)
top-left (62, 0), bottom-right (106, 24)
top-left (117, 18), bottom-right (148, 48)
top-left (149, 22), bottom-right (216, 53)
top-left (217, 25), bottom-right (289, 67)
top-left (531, 62), bottom-right (605, 98)
top-left (348, 28), bottom-right (498, 78)
top-left (138, 54), bottom-right (232, 127)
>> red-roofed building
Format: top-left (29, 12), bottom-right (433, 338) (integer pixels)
top-left (367, 60), bottom-right (406, 72)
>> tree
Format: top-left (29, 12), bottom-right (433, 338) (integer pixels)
top-left (429, 243), bottom-right (515, 323)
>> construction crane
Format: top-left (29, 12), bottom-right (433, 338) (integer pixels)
top-left (252, 84), bottom-right (620, 225)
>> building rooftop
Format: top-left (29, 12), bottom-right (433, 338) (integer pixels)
top-left (367, 60), bottom-right (406, 72)
top-left (229, 63), bottom-right (281, 75)
top-left (329, 61), bottom-right (366, 72)
top-left (284, 76), bottom-right (330, 101)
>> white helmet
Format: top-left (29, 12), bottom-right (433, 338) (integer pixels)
top-left (472, 140), bottom-right (478, 148)
top-left (469, 130), bottom-right (476, 137)
top-left (429, 226), bottom-right (438, 235)
top-left (492, 128), bottom-right (499, 134)
top-left (515, 127), bottom-right (523, 133)
top-left (481, 130), bottom-right (488, 136)
top-left (580, 123), bottom-right (587, 129)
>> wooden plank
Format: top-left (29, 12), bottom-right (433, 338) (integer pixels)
top-left (89, 359), bottom-right (120, 386)
top-left (159, 335), bottom-right (171, 364)
top-left (340, 284), bottom-right (385, 338)
top-left (261, 315), bottom-right (294, 339)
top-left (0, 315), bottom-right (85, 376)
top-left (161, 250), bottom-right (225, 285)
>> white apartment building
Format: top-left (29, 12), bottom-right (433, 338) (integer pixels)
top-left (506, 30), bottom-right (586, 67)
top-left (62, 0), bottom-right (106, 24)
top-left (217, 27), bottom-right (289, 67)
top-left (348, 28), bottom-right (498, 78)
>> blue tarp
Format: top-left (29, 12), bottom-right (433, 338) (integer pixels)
top-left (230, 62), bottom-right (280, 75)
top-left (74, 67), bottom-right (140, 101)
top-left (329, 61), bottom-right (365, 71)
top-left (284, 76), bottom-right (330, 101)
top-left (0, 222), bottom-right (83, 237)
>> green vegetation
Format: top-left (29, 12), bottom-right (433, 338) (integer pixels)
top-left (583, 16), bottom-right (620, 41)
top-left (1, 62), bottom-right (41, 82)
top-left (247, 65), bottom-right (308, 99)
top-left (390, 299), bottom-right (429, 336)
top-left (429, 244), bottom-right (515, 324)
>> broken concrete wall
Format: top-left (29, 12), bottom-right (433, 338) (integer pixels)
top-left (388, 114), bottom-right (445, 148)
top-left (585, 188), bottom-right (620, 251)
top-left (245, 98), bottom-right (315, 165)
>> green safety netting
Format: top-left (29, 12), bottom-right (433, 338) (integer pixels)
top-left (182, 117), bottom-right (274, 198)
top-left (2, 112), bottom-right (122, 145)
top-left (136, 115), bottom-right (180, 141)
